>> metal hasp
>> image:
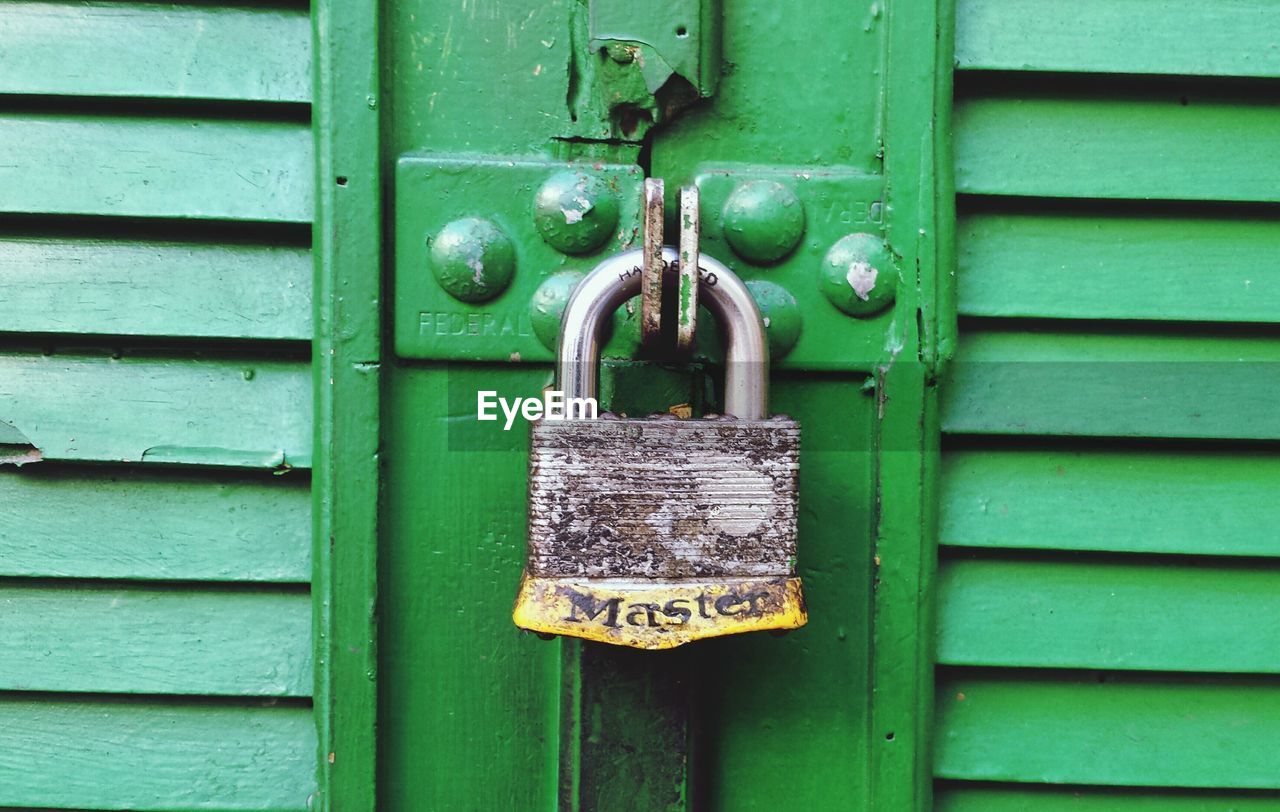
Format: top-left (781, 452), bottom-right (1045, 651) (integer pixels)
top-left (640, 179), bottom-right (664, 346)
top-left (514, 248), bottom-right (806, 649)
top-left (641, 183), bottom-right (702, 354)
top-left (677, 185), bottom-right (700, 353)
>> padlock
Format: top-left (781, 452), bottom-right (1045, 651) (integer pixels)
top-left (513, 247), bottom-right (806, 649)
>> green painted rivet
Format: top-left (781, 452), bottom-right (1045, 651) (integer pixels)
top-left (722, 179), bottom-right (806, 265)
top-left (745, 280), bottom-right (802, 358)
top-left (534, 171), bottom-right (620, 255)
top-left (429, 217), bottom-right (516, 303)
top-left (819, 233), bottom-right (896, 316)
top-left (530, 271), bottom-right (585, 350)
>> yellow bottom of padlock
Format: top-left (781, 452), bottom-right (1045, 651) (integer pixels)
top-left (513, 574), bottom-right (807, 650)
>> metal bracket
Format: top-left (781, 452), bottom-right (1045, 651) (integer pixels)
top-left (393, 154), bottom-right (643, 362)
top-left (392, 155), bottom-right (895, 372)
top-left (690, 163), bottom-right (892, 371)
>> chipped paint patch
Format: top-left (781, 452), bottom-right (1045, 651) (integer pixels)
top-left (561, 193), bottom-right (594, 224)
top-left (846, 260), bottom-right (878, 301)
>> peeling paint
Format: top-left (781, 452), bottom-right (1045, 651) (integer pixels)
top-left (0, 421), bottom-right (41, 465)
top-left (846, 260), bottom-right (879, 301)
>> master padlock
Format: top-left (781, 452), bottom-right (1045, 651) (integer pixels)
top-left (513, 247), bottom-right (806, 649)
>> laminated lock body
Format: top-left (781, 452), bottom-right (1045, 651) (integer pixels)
top-left (514, 416), bottom-right (806, 649)
top-left (527, 417), bottom-right (799, 578)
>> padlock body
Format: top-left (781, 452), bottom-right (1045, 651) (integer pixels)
top-left (514, 416), bottom-right (804, 648)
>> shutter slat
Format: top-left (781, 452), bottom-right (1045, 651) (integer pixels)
top-left (958, 209), bottom-right (1280, 323)
top-left (0, 2), bottom-right (311, 103)
top-left (956, 95), bottom-right (1280, 203)
top-left (938, 557), bottom-right (1280, 673)
top-left (938, 784), bottom-right (1280, 810)
top-left (0, 698), bottom-right (315, 810)
top-left (936, 673), bottom-right (1280, 788)
top-left (0, 115), bottom-right (313, 223)
top-left (957, 0), bottom-right (1280, 78)
top-left (0, 467), bottom-right (310, 582)
top-left (0, 352), bottom-right (312, 468)
top-left (0, 585), bottom-right (311, 696)
top-left (0, 236), bottom-right (311, 340)
top-left (942, 329), bottom-right (1280, 440)
top-left (942, 447), bottom-right (1280, 557)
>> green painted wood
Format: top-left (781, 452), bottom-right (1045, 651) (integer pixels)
top-left (941, 328), bottom-right (1280, 439)
top-left (936, 673), bottom-right (1280, 788)
top-left (956, 0), bottom-right (1280, 78)
top-left (938, 556), bottom-right (1280, 673)
top-left (681, 380), bottom-right (877, 812)
top-left (0, 584), bottom-right (311, 696)
top-left (380, 366), bottom-right (561, 811)
top-left (955, 94), bottom-right (1280, 202)
top-left (0, 114), bottom-right (313, 223)
top-left (0, 236), bottom-right (311, 340)
top-left (941, 447), bottom-right (1280, 557)
top-left (0, 2), bottom-right (310, 102)
top-left (313, 0), bottom-right (382, 804)
top-left (0, 466), bottom-right (310, 581)
top-left (937, 784), bottom-right (1280, 810)
top-left (0, 697), bottom-right (316, 810)
top-left (0, 351), bottom-right (311, 468)
top-left (958, 209), bottom-right (1280, 323)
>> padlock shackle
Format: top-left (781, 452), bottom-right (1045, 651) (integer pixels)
top-left (557, 247), bottom-right (769, 419)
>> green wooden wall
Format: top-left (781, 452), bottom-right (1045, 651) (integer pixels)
top-left (936, 0), bottom-right (1280, 807)
top-left (0, 3), bottom-right (318, 809)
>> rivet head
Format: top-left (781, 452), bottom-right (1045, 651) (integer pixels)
top-left (530, 271), bottom-right (585, 350)
top-left (534, 171), bottom-right (620, 255)
top-left (429, 217), bottom-right (516, 303)
top-left (745, 280), bottom-right (802, 358)
top-left (722, 179), bottom-right (805, 265)
top-left (819, 233), bottom-right (896, 316)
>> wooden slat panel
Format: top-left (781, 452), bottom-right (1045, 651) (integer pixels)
top-left (0, 466), bottom-right (309, 581)
top-left (0, 236), bottom-right (311, 339)
top-left (941, 447), bottom-right (1280, 557)
top-left (0, 697), bottom-right (315, 810)
top-left (955, 95), bottom-right (1280, 202)
top-left (0, 2), bottom-right (310, 102)
top-left (0, 352), bottom-right (312, 468)
top-left (938, 557), bottom-right (1280, 673)
top-left (958, 210), bottom-right (1280, 322)
top-left (936, 673), bottom-right (1280, 788)
top-left (937, 784), bottom-right (1280, 810)
top-left (0, 114), bottom-right (313, 222)
top-left (941, 329), bottom-right (1280, 440)
top-left (0, 584), bottom-right (311, 696)
top-left (956, 0), bottom-right (1280, 78)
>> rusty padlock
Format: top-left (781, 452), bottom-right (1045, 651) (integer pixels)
top-left (512, 247), bottom-right (806, 649)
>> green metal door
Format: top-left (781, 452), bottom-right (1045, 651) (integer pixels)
top-left (365, 0), bottom-right (950, 808)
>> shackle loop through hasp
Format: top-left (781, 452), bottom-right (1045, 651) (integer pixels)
top-left (556, 247), bottom-right (769, 419)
